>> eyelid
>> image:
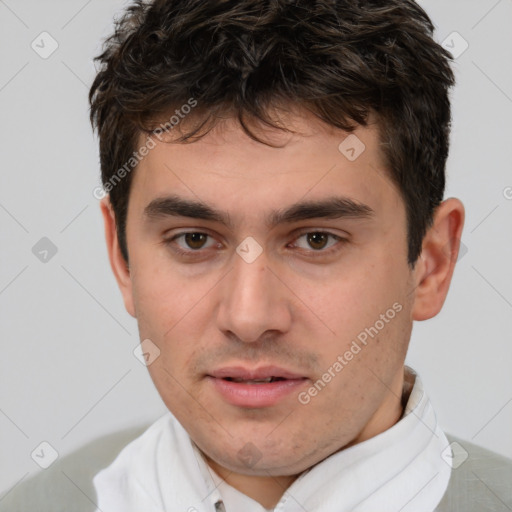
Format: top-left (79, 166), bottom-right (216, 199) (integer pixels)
top-left (290, 227), bottom-right (348, 239)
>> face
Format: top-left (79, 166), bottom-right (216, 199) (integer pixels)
top-left (112, 110), bottom-right (420, 477)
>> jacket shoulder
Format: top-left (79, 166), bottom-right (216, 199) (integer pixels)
top-left (435, 433), bottom-right (512, 511)
top-left (0, 425), bottom-right (149, 512)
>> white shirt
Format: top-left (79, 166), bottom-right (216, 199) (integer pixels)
top-left (93, 367), bottom-right (453, 512)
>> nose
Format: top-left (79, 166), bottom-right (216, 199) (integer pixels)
top-left (215, 247), bottom-right (292, 343)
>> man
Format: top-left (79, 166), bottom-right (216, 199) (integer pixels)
top-left (2, 0), bottom-right (511, 511)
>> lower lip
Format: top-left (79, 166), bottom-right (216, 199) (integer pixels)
top-left (207, 377), bottom-right (308, 408)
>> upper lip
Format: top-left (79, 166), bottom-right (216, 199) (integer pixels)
top-left (208, 366), bottom-right (306, 380)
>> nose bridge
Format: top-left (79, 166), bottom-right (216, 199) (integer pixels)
top-left (216, 245), bottom-right (291, 342)
top-left (229, 250), bottom-right (272, 315)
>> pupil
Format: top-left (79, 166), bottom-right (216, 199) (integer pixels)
top-left (185, 233), bottom-right (206, 249)
top-left (308, 232), bottom-right (327, 250)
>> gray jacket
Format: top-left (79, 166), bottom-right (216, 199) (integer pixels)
top-left (1, 428), bottom-right (511, 511)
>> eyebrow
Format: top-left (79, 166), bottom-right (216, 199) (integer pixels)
top-left (143, 194), bottom-right (375, 230)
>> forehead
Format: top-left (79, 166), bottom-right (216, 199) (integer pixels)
top-left (129, 112), bottom-right (402, 228)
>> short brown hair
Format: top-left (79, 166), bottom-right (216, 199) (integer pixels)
top-left (89, 0), bottom-right (455, 266)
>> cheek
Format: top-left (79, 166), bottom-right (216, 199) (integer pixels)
top-left (291, 256), bottom-right (411, 392)
top-left (299, 259), bottom-right (402, 334)
top-left (131, 257), bottom-right (199, 330)
top-left (130, 264), bottom-right (216, 372)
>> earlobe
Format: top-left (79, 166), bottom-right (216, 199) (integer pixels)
top-left (411, 198), bottom-right (465, 321)
top-left (100, 197), bottom-right (136, 318)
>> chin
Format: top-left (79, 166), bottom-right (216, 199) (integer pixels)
top-left (197, 429), bottom-right (323, 477)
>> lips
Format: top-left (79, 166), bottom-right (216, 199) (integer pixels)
top-left (207, 366), bottom-right (308, 407)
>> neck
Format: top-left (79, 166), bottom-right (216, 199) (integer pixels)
top-left (205, 459), bottom-right (298, 509)
top-left (346, 367), bottom-right (409, 447)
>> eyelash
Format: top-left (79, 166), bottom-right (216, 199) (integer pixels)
top-left (162, 230), bottom-right (347, 260)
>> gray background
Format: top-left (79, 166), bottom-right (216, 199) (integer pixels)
top-left (1, 0), bottom-right (511, 495)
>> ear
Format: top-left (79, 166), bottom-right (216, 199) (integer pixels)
top-left (411, 198), bottom-right (465, 321)
top-left (100, 196), bottom-right (136, 318)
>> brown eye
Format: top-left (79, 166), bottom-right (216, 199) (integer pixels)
top-left (306, 232), bottom-right (330, 250)
top-left (289, 231), bottom-right (346, 258)
top-left (293, 232), bottom-right (340, 251)
top-left (164, 232), bottom-right (218, 257)
top-left (183, 232), bottom-right (208, 249)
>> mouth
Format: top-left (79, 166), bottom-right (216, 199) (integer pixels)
top-left (209, 365), bottom-right (307, 381)
top-left (222, 376), bottom-right (288, 384)
top-left (206, 366), bottom-right (309, 408)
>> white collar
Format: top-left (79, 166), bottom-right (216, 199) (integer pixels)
top-left (93, 367), bottom-right (452, 512)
